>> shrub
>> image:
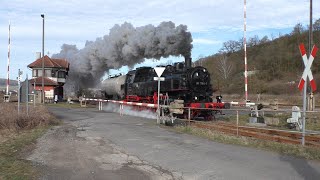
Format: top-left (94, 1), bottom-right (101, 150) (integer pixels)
top-left (0, 103), bottom-right (58, 132)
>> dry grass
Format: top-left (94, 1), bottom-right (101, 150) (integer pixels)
top-left (0, 102), bottom-right (59, 179)
top-left (0, 102), bottom-right (59, 133)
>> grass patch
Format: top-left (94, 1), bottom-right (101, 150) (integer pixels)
top-left (175, 125), bottom-right (320, 160)
top-left (219, 114), bottom-right (250, 126)
top-left (0, 102), bottom-right (60, 179)
top-left (0, 127), bottom-right (48, 179)
top-left (306, 112), bottom-right (320, 131)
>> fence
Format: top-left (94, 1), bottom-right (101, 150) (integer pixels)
top-left (160, 107), bottom-right (320, 147)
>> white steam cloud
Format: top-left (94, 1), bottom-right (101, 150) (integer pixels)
top-left (52, 21), bottom-right (193, 95)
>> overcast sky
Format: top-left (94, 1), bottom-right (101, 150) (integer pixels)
top-left (0, 0), bottom-right (319, 79)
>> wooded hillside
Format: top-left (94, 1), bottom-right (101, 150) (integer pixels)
top-left (199, 22), bottom-right (320, 95)
top-left (0, 78), bottom-right (18, 87)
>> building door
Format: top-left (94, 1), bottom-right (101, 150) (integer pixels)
top-left (54, 86), bottom-right (64, 100)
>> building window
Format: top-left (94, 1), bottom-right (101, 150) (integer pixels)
top-left (58, 71), bottom-right (66, 78)
top-left (32, 69), bottom-right (37, 77)
top-left (51, 70), bottom-right (57, 77)
top-left (38, 69), bottom-right (43, 77)
top-left (45, 69), bottom-right (51, 77)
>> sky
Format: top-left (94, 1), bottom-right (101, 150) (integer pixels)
top-left (0, 0), bottom-right (319, 80)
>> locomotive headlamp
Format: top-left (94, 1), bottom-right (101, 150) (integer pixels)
top-left (195, 96), bottom-right (198, 100)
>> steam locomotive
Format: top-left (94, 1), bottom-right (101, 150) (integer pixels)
top-left (101, 58), bottom-right (230, 120)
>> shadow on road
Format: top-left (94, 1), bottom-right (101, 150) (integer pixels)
top-left (279, 155), bottom-right (320, 180)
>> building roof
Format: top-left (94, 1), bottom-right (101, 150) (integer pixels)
top-left (28, 55), bottom-right (69, 69)
top-left (29, 77), bottom-right (58, 86)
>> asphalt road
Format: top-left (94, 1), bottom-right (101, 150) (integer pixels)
top-left (28, 106), bottom-right (320, 180)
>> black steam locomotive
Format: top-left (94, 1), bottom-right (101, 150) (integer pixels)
top-left (101, 58), bottom-right (229, 120)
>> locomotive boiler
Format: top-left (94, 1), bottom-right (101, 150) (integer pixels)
top-left (101, 58), bottom-right (229, 120)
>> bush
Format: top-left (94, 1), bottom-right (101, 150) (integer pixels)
top-left (0, 103), bottom-right (58, 131)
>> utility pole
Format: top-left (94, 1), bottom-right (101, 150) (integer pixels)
top-left (302, 0), bottom-right (313, 146)
top-left (41, 14), bottom-right (45, 103)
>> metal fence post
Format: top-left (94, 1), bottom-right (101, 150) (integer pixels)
top-left (157, 79), bottom-right (160, 124)
top-left (237, 110), bottom-right (239, 136)
top-left (188, 108), bottom-right (191, 126)
top-left (17, 69), bottom-right (21, 116)
top-left (26, 74), bottom-right (29, 116)
top-left (161, 107), bottom-right (165, 124)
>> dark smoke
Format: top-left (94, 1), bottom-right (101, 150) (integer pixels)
top-left (52, 21), bottom-right (193, 96)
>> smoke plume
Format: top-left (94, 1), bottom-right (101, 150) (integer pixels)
top-left (52, 21), bottom-right (193, 95)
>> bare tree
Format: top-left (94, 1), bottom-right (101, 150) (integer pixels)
top-left (291, 23), bottom-right (304, 35)
top-left (237, 37), bottom-right (244, 50)
top-left (313, 18), bottom-right (320, 31)
top-left (193, 55), bottom-right (204, 66)
top-left (216, 54), bottom-right (233, 80)
top-left (248, 35), bottom-right (260, 47)
top-left (270, 33), bottom-right (275, 41)
top-left (260, 35), bottom-right (269, 44)
top-left (219, 40), bottom-right (242, 53)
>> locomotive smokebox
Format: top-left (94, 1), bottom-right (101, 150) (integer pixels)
top-left (185, 57), bottom-right (192, 69)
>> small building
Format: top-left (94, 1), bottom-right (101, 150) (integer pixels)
top-left (25, 55), bottom-right (70, 102)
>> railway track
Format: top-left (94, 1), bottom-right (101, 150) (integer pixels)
top-left (187, 121), bottom-right (320, 147)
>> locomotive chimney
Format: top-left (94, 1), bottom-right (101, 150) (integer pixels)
top-left (185, 57), bottom-right (192, 69)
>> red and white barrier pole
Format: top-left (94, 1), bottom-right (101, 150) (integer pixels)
top-left (244, 0), bottom-right (248, 102)
top-left (6, 21), bottom-right (11, 96)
